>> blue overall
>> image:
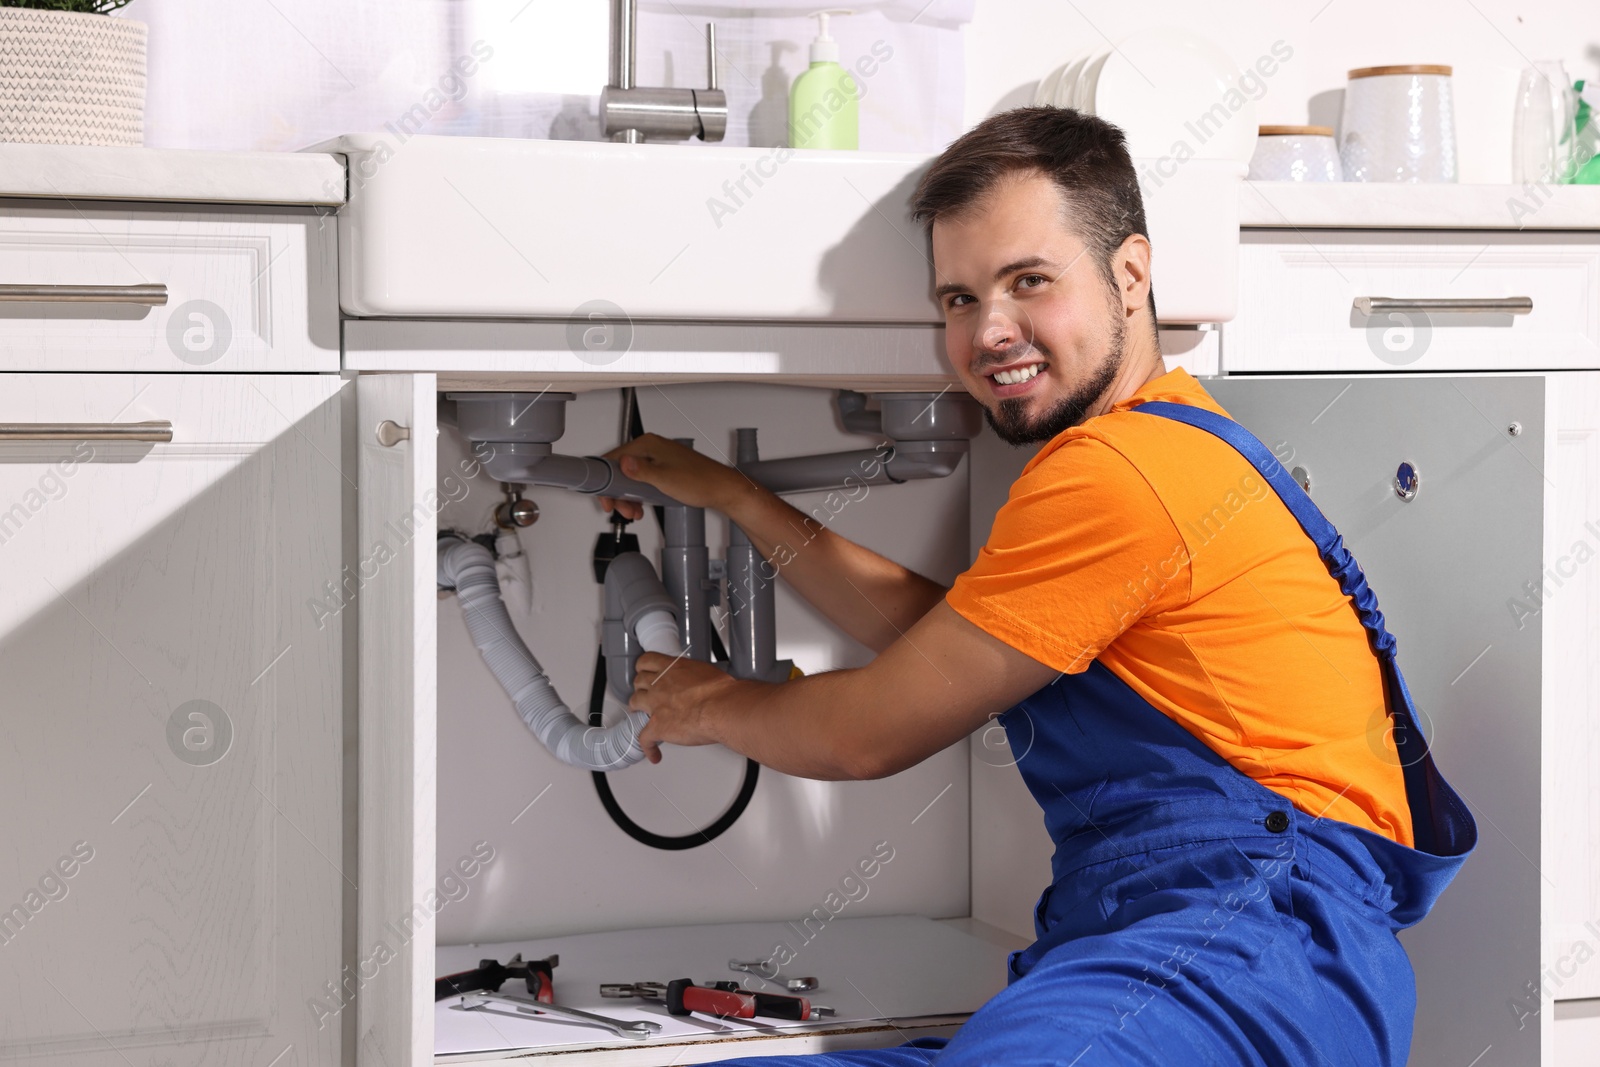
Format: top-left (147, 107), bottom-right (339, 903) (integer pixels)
top-left (717, 404), bottom-right (1477, 1066)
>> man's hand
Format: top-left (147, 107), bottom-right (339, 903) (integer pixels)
top-left (599, 433), bottom-right (754, 521)
top-left (596, 431), bottom-right (945, 652)
top-left (623, 603), bottom-right (1062, 780)
top-left (629, 651), bottom-right (761, 764)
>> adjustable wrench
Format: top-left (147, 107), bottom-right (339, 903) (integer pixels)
top-left (456, 990), bottom-right (662, 1041)
top-left (728, 957), bottom-right (819, 993)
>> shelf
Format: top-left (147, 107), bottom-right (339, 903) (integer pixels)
top-left (1240, 180), bottom-right (1600, 231)
top-left (433, 915), bottom-right (1024, 1064)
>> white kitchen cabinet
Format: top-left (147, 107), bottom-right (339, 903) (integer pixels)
top-left (1227, 231), bottom-right (1600, 373)
top-left (0, 374), bottom-right (347, 1066)
top-left (0, 202), bottom-right (339, 372)
top-left (1545, 372), bottom-right (1600, 1007)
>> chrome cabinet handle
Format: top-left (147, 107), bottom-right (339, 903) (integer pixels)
top-left (1353, 296), bottom-right (1533, 315)
top-left (0, 283), bottom-right (168, 305)
top-left (0, 421), bottom-right (173, 442)
top-left (375, 420), bottom-right (411, 447)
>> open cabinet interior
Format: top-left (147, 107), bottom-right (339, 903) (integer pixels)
top-left (424, 381), bottom-right (1027, 1062)
top-left (346, 368), bottom-right (1562, 1066)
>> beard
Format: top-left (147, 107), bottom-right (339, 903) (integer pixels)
top-left (984, 300), bottom-right (1128, 447)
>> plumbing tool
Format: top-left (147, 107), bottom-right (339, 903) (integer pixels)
top-left (435, 952), bottom-right (559, 1002)
top-left (727, 958), bottom-right (818, 993)
top-left (454, 989), bottom-right (662, 1041)
top-left (600, 979), bottom-right (833, 1021)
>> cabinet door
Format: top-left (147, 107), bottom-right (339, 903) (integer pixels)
top-left (354, 374), bottom-right (437, 1067)
top-left (0, 375), bottom-right (346, 1065)
top-left (1208, 375), bottom-right (1546, 1067)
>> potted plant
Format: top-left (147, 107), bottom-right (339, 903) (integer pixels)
top-left (0, 0), bottom-right (146, 147)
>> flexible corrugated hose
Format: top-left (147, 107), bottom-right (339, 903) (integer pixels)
top-left (438, 535), bottom-right (650, 770)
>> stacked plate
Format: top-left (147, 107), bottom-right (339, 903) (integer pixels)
top-left (1032, 29), bottom-right (1258, 166)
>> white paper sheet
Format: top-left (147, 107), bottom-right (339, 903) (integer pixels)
top-left (435, 914), bottom-right (1013, 1056)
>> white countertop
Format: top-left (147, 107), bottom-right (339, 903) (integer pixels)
top-left (1241, 180), bottom-right (1600, 231)
top-left (3, 140), bottom-right (1592, 227)
top-left (0, 143), bottom-right (345, 207)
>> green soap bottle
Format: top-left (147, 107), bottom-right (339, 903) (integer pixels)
top-left (789, 10), bottom-right (858, 150)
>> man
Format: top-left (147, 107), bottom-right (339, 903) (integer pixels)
top-left (601, 108), bottom-right (1474, 1065)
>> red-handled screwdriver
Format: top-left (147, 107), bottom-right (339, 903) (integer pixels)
top-left (600, 979), bottom-right (833, 1021)
top-left (670, 978), bottom-right (759, 1018)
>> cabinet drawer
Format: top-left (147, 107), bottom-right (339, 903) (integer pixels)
top-left (0, 201), bottom-right (338, 371)
top-left (1225, 231), bottom-right (1600, 372)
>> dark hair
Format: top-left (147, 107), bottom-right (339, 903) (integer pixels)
top-left (910, 107), bottom-right (1156, 324)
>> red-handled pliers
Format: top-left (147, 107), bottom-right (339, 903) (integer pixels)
top-left (435, 952), bottom-right (557, 1003)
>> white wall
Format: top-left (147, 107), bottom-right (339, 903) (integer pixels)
top-left (126, 0), bottom-right (1599, 178)
top-left (961, 0), bottom-right (1600, 182)
top-left (127, 0), bottom-right (972, 152)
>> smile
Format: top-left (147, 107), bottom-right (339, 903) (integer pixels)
top-left (985, 361), bottom-right (1048, 398)
top-left (992, 363), bottom-right (1044, 385)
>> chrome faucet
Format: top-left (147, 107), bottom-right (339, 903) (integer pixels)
top-left (601, 0), bottom-right (728, 143)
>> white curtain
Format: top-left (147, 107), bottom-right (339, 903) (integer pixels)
top-left (125, 0), bottom-right (973, 152)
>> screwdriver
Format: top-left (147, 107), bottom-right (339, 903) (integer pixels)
top-left (600, 978), bottom-right (833, 1021)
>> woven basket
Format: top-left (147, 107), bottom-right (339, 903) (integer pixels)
top-left (0, 7), bottom-right (146, 147)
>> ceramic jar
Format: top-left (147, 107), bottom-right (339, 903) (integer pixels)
top-left (1339, 64), bottom-right (1457, 182)
top-left (1248, 125), bottom-right (1343, 181)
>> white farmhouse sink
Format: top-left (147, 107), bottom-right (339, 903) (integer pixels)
top-left (327, 134), bottom-right (1241, 325)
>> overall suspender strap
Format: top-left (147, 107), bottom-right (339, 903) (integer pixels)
top-left (1130, 402), bottom-right (1395, 657)
top-left (1130, 401), bottom-right (1476, 859)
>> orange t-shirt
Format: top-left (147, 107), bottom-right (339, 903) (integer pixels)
top-left (947, 367), bottom-right (1413, 846)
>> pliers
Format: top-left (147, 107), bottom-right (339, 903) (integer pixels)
top-left (435, 952), bottom-right (558, 1003)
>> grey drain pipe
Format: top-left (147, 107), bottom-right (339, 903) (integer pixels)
top-left (659, 440), bottom-right (714, 665)
top-left (444, 387), bottom-right (984, 690)
top-left (727, 428), bottom-right (784, 683)
top-left (446, 389), bottom-right (983, 506)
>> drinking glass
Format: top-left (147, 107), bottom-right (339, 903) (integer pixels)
top-left (1512, 61), bottom-right (1577, 184)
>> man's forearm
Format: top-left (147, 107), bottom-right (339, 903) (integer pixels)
top-left (707, 670), bottom-right (884, 780)
top-left (720, 481), bottom-right (948, 652)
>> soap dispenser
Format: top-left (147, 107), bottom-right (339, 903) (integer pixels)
top-left (789, 9), bottom-right (859, 150)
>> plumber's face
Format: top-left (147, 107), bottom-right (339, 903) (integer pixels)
top-left (931, 171), bottom-right (1127, 446)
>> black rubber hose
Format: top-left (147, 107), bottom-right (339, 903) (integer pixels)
top-left (588, 641), bottom-right (759, 850)
top-left (591, 390), bottom-right (760, 848)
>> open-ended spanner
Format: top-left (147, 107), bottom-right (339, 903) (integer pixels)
top-left (457, 990), bottom-right (662, 1040)
top-left (728, 958), bottom-right (819, 993)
